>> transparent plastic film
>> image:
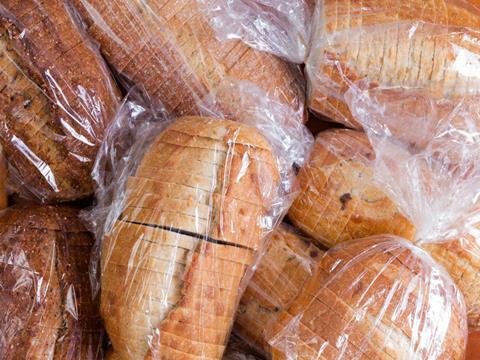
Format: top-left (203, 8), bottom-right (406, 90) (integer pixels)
top-left (198, 0), bottom-right (315, 63)
top-left (235, 224), bottom-right (324, 358)
top-left (267, 235), bottom-right (468, 360)
top-left (69, 0), bottom-right (306, 126)
top-left (89, 91), bottom-right (312, 359)
top-left (306, 0), bottom-right (480, 128)
top-left (0, 0), bottom-right (121, 202)
top-left (0, 205), bottom-right (103, 359)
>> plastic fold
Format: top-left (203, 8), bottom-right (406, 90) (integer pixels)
top-left (0, 0), bottom-right (120, 202)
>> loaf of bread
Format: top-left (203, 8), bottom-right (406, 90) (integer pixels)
top-left (101, 116), bottom-right (280, 359)
top-left (268, 236), bottom-right (467, 359)
top-left (307, 0), bottom-right (480, 128)
top-left (235, 225), bottom-right (324, 357)
top-left (0, 0), bottom-right (120, 202)
top-left (288, 129), bottom-right (415, 248)
top-left (467, 331), bottom-right (480, 360)
top-left (0, 145), bottom-right (6, 209)
top-left (70, 0), bottom-right (305, 125)
top-left (0, 205), bottom-right (103, 359)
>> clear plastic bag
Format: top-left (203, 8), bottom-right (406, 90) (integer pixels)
top-left (87, 86), bottom-right (313, 359)
top-left (0, 205), bottom-right (103, 359)
top-left (306, 0), bottom-right (480, 129)
top-left (69, 0), bottom-right (306, 126)
top-left (235, 224), bottom-right (323, 358)
top-left (267, 235), bottom-right (468, 359)
top-left (198, 0), bottom-right (315, 63)
top-left (0, 0), bottom-right (121, 202)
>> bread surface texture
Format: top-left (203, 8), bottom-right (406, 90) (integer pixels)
top-left (101, 116), bottom-right (280, 359)
top-left (0, 0), bottom-right (120, 201)
top-left (0, 205), bottom-right (102, 359)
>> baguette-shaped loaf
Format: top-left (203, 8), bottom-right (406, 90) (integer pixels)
top-left (71, 0), bottom-right (305, 125)
top-left (0, 205), bottom-right (103, 359)
top-left (0, 0), bottom-right (120, 201)
top-left (288, 129), bottom-right (415, 248)
top-left (235, 225), bottom-right (324, 356)
top-left (268, 236), bottom-right (467, 360)
top-left (101, 116), bottom-right (280, 359)
top-left (307, 0), bottom-right (480, 128)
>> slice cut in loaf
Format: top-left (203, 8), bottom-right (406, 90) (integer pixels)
top-left (288, 129), bottom-right (415, 248)
top-left (70, 0), bottom-right (305, 125)
top-left (235, 225), bottom-right (324, 357)
top-left (307, 0), bottom-right (480, 128)
top-left (0, 205), bottom-right (103, 359)
top-left (101, 116), bottom-right (280, 359)
top-left (268, 236), bottom-right (467, 360)
top-left (0, 0), bottom-right (120, 201)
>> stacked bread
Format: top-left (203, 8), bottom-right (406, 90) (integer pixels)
top-left (100, 116), bottom-right (280, 359)
top-left (268, 236), bottom-right (467, 359)
top-left (307, 0), bottom-right (480, 128)
top-left (288, 129), bottom-right (415, 248)
top-left (235, 225), bottom-right (323, 356)
top-left (0, 205), bottom-right (102, 359)
top-left (0, 0), bottom-right (119, 202)
top-left (70, 0), bottom-right (305, 124)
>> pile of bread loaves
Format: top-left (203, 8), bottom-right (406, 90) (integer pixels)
top-left (1, 0), bottom-right (480, 359)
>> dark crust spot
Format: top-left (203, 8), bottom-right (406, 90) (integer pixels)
top-left (340, 193), bottom-right (353, 210)
top-left (310, 250), bottom-right (319, 258)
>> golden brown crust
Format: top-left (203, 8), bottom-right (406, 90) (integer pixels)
top-left (0, 205), bottom-right (102, 359)
top-left (268, 237), bottom-right (466, 360)
top-left (71, 0), bottom-right (305, 125)
top-left (308, 0), bottom-right (480, 127)
top-left (0, 0), bottom-right (120, 202)
top-left (288, 129), bottom-right (415, 248)
top-left (102, 117), bottom-right (280, 359)
top-left (235, 225), bottom-right (324, 356)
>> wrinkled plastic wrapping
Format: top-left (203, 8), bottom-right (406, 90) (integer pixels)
top-left (0, 205), bottom-right (103, 359)
top-left (0, 0), bottom-right (120, 202)
top-left (235, 225), bottom-right (323, 357)
top-left (88, 86), bottom-right (312, 359)
top-left (198, 0), bottom-right (314, 63)
top-left (306, 0), bottom-right (480, 129)
top-left (268, 236), bottom-right (468, 359)
top-left (69, 0), bottom-right (306, 126)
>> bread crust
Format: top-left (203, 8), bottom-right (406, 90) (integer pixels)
top-left (70, 0), bottom-right (305, 125)
top-left (101, 116), bottom-right (280, 359)
top-left (308, 0), bottom-right (480, 128)
top-left (0, 0), bottom-right (120, 201)
top-left (0, 205), bottom-right (102, 359)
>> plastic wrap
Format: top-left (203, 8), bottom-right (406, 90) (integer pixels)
top-left (69, 0), bottom-right (306, 126)
top-left (235, 224), bottom-right (323, 357)
top-left (0, 0), bottom-right (120, 202)
top-left (198, 0), bottom-right (315, 63)
top-left (268, 235), bottom-right (467, 359)
top-left (0, 205), bottom-right (103, 359)
top-left (88, 87), bottom-right (312, 359)
top-left (306, 0), bottom-right (480, 129)
top-left (288, 128), bottom-right (415, 248)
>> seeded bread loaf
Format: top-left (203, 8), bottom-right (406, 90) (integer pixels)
top-left (0, 0), bottom-right (120, 202)
top-left (101, 116), bottom-right (280, 359)
top-left (0, 205), bottom-right (103, 359)
top-left (71, 0), bottom-right (305, 125)
top-left (307, 0), bottom-right (480, 128)
top-left (268, 237), bottom-right (467, 360)
top-left (235, 225), bottom-right (324, 357)
top-left (288, 129), bottom-right (415, 248)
